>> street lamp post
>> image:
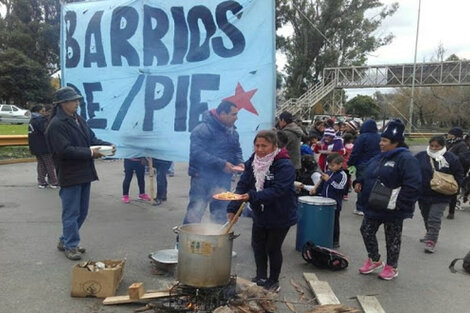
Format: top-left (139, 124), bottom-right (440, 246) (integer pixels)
top-left (408, 0), bottom-right (422, 133)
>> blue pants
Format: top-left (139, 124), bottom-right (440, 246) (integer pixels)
top-left (153, 159), bottom-right (172, 200)
top-left (183, 175), bottom-right (231, 224)
top-left (59, 183), bottom-right (91, 249)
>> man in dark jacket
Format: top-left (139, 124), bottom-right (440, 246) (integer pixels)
top-left (28, 104), bottom-right (58, 188)
top-left (182, 101), bottom-right (244, 225)
top-left (278, 111), bottom-right (303, 171)
top-left (348, 119), bottom-right (381, 215)
top-left (46, 87), bottom-right (114, 261)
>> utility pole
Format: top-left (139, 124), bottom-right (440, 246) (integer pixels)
top-left (408, 0), bottom-right (422, 133)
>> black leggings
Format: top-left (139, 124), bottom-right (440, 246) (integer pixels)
top-left (122, 159), bottom-right (145, 195)
top-left (360, 216), bottom-right (403, 268)
top-left (251, 225), bottom-right (290, 282)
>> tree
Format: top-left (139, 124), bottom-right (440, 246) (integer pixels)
top-left (276, 0), bottom-right (398, 99)
top-left (345, 94), bottom-right (379, 118)
top-left (0, 48), bottom-right (54, 105)
top-left (0, 0), bottom-right (60, 104)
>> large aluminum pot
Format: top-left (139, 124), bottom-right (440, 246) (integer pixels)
top-left (174, 223), bottom-right (239, 288)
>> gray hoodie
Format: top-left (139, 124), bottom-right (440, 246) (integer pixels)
top-left (281, 122), bottom-right (304, 169)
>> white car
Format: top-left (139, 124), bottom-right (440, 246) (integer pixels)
top-left (0, 104), bottom-right (31, 125)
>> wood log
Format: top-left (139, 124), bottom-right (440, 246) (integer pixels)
top-left (128, 282), bottom-right (144, 300)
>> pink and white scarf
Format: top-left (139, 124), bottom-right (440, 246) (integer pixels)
top-left (252, 148), bottom-right (280, 191)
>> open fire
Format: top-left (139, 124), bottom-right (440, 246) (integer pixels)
top-left (149, 276), bottom-right (238, 313)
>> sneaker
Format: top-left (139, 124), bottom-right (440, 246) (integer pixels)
top-left (353, 209), bottom-right (364, 216)
top-left (122, 195), bottom-right (130, 203)
top-left (378, 265), bottom-right (398, 280)
top-left (424, 240), bottom-right (436, 253)
top-left (447, 213), bottom-right (454, 220)
top-left (139, 193), bottom-right (151, 201)
top-left (49, 185), bottom-right (59, 189)
top-left (251, 277), bottom-right (267, 286)
top-left (64, 248), bottom-right (82, 261)
top-left (359, 258), bottom-right (384, 274)
top-left (153, 199), bottom-right (163, 206)
top-left (264, 280), bottom-right (280, 293)
top-left (38, 184), bottom-right (48, 189)
top-left (57, 241), bottom-right (85, 253)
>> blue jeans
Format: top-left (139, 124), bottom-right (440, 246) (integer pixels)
top-left (153, 159), bottom-right (172, 200)
top-left (183, 175), bottom-right (231, 224)
top-left (59, 183), bottom-right (91, 249)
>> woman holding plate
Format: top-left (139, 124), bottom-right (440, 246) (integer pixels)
top-left (227, 130), bottom-right (297, 292)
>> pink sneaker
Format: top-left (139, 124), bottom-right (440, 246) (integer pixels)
top-left (139, 193), bottom-right (151, 201)
top-left (378, 264), bottom-right (398, 280)
top-left (122, 195), bottom-right (130, 203)
top-left (359, 258), bottom-right (384, 274)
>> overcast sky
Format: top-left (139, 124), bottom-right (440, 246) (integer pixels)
top-left (277, 0), bottom-right (470, 97)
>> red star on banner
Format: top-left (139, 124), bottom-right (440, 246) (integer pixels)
top-left (223, 83), bottom-right (258, 116)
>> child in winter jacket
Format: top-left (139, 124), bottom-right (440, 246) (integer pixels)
top-left (310, 153), bottom-right (347, 248)
top-left (314, 128), bottom-right (346, 172)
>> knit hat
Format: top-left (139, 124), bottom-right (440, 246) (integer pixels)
top-left (323, 128), bottom-right (336, 138)
top-left (381, 119), bottom-right (405, 142)
top-left (345, 120), bottom-right (358, 131)
top-left (448, 127), bottom-right (463, 138)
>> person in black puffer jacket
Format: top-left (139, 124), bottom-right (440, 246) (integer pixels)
top-left (182, 101), bottom-right (244, 225)
top-left (28, 104), bottom-right (58, 188)
top-left (446, 127), bottom-right (469, 219)
top-left (227, 130), bottom-right (297, 293)
top-left (354, 119), bottom-right (421, 281)
top-left (415, 135), bottom-right (464, 253)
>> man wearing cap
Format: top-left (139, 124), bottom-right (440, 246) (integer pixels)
top-left (46, 87), bottom-right (115, 260)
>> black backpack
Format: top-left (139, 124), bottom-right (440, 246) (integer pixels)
top-left (301, 241), bottom-right (349, 271)
top-left (449, 251), bottom-right (470, 274)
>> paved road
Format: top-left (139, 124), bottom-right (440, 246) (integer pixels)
top-left (1, 153), bottom-right (469, 313)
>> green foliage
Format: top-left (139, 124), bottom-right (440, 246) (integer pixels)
top-left (0, 0), bottom-right (60, 105)
top-left (0, 48), bottom-right (54, 104)
top-left (345, 94), bottom-right (380, 118)
top-left (276, 0), bottom-right (398, 99)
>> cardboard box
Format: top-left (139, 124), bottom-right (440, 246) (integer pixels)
top-left (71, 260), bottom-right (125, 298)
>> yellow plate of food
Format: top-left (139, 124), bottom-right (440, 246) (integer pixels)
top-left (213, 192), bottom-right (244, 201)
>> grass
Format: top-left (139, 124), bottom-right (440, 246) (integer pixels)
top-left (0, 124), bottom-right (28, 135)
top-left (0, 146), bottom-right (32, 160)
top-left (0, 124), bottom-right (31, 160)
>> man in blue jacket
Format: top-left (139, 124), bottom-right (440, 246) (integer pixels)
top-left (348, 119), bottom-right (381, 215)
top-left (46, 87), bottom-right (115, 260)
top-left (182, 101), bottom-right (244, 225)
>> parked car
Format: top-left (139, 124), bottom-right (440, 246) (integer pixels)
top-left (0, 104), bottom-right (31, 125)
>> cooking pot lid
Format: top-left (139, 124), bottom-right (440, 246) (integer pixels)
top-left (298, 196), bottom-right (336, 205)
top-left (149, 249), bottom-right (178, 264)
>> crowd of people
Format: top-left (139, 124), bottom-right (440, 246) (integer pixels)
top-left (29, 87), bottom-right (469, 291)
